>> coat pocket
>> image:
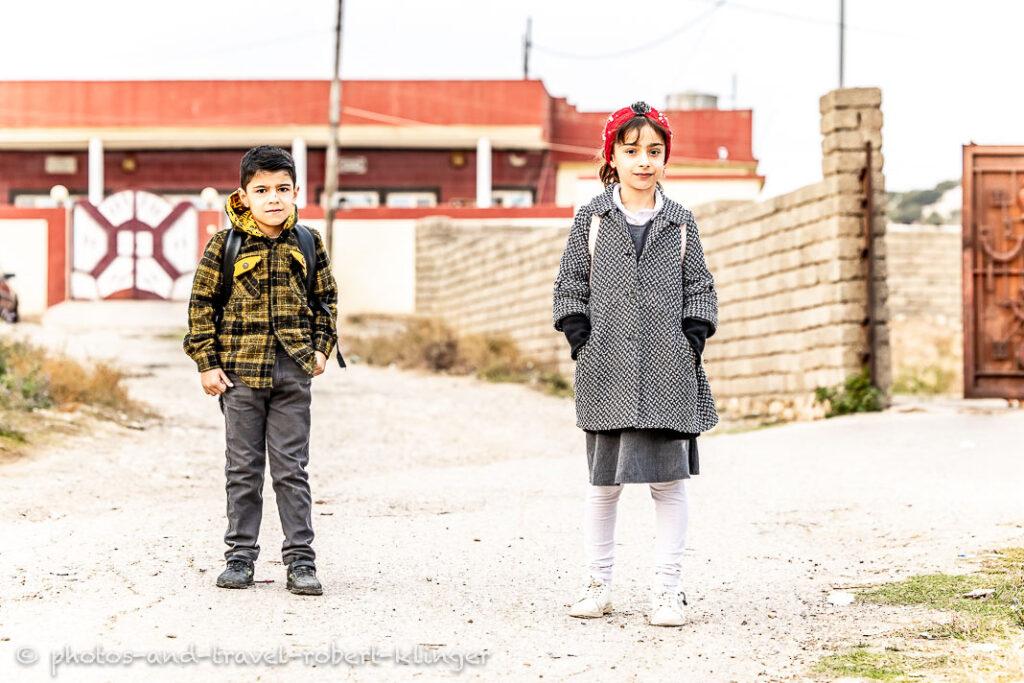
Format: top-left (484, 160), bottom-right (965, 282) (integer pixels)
top-left (232, 255), bottom-right (263, 299)
top-left (573, 333), bottom-right (593, 361)
top-left (677, 329), bottom-right (701, 374)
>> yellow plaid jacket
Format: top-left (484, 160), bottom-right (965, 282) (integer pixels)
top-left (184, 192), bottom-right (338, 388)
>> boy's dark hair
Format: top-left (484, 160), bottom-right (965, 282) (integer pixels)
top-left (599, 116), bottom-right (670, 187)
top-left (239, 146), bottom-right (297, 190)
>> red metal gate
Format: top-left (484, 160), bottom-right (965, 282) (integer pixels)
top-left (71, 190), bottom-right (198, 300)
top-left (962, 145), bottom-right (1024, 399)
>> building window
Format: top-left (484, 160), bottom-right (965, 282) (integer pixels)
top-left (492, 189), bottom-right (534, 208)
top-left (321, 191), bottom-right (381, 209)
top-left (385, 191), bottom-right (437, 208)
top-left (13, 192), bottom-right (84, 208)
top-left (161, 193), bottom-right (219, 208)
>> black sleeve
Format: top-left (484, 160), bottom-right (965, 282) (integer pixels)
top-left (558, 313), bottom-right (591, 360)
top-left (682, 317), bottom-right (713, 357)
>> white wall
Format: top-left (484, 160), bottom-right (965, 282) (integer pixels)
top-left (557, 167), bottom-right (763, 211)
top-left (0, 218), bottom-right (49, 317)
top-left (665, 178), bottom-right (762, 207)
top-left (303, 219), bottom-right (417, 316)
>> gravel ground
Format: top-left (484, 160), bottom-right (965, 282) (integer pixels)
top-left (1, 302), bottom-right (1023, 683)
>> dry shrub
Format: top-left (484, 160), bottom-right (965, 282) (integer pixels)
top-left (42, 356), bottom-right (131, 410)
top-left (347, 318), bottom-right (459, 371)
top-left (345, 317), bottom-right (571, 396)
top-left (0, 337), bottom-right (138, 415)
top-left (456, 334), bottom-right (529, 380)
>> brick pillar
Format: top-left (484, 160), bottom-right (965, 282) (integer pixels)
top-left (820, 87), bottom-right (892, 398)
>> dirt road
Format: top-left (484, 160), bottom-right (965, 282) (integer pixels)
top-left (1, 302), bottom-right (1022, 682)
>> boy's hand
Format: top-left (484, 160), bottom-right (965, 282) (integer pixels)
top-left (201, 368), bottom-right (234, 396)
top-left (313, 351), bottom-right (327, 377)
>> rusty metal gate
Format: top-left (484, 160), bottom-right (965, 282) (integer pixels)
top-left (963, 145), bottom-right (1024, 399)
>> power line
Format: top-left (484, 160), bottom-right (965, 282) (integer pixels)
top-left (532, 0), bottom-right (726, 60)
top-left (690, 0), bottom-right (901, 36)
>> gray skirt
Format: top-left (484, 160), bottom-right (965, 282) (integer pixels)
top-left (585, 429), bottom-right (700, 486)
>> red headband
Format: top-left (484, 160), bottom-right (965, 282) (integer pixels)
top-left (602, 101), bottom-right (673, 164)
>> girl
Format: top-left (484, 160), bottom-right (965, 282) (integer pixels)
top-left (552, 101), bottom-right (718, 627)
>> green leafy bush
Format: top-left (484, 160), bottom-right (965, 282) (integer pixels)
top-left (814, 367), bottom-right (882, 417)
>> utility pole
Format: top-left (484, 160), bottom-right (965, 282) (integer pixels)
top-left (839, 0), bottom-right (845, 88)
top-left (323, 0), bottom-right (344, 255)
top-left (523, 17), bottom-right (532, 79)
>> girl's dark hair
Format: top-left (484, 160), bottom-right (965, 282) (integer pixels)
top-left (598, 116), bottom-right (670, 187)
top-left (240, 145), bottom-right (297, 189)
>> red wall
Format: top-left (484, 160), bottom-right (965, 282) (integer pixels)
top-left (0, 80), bottom-right (555, 128)
top-left (0, 206), bottom-right (68, 306)
top-left (0, 148), bottom-right (556, 205)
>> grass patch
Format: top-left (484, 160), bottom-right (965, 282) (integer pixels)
top-left (345, 317), bottom-right (573, 397)
top-left (858, 550), bottom-right (1024, 633)
top-left (815, 645), bottom-right (947, 680)
top-left (158, 328), bottom-right (188, 342)
top-left (0, 423), bottom-right (27, 444)
top-left (814, 548), bottom-right (1024, 681)
top-left (815, 646), bottom-right (908, 680)
top-left (0, 337), bottom-right (143, 417)
top-left (893, 363), bottom-right (956, 395)
top-left (912, 613), bottom-right (1008, 642)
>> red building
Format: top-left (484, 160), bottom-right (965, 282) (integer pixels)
top-left (0, 80), bottom-right (761, 209)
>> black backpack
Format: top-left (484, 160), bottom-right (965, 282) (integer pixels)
top-left (216, 224), bottom-right (345, 368)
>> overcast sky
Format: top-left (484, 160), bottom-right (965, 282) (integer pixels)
top-left (6, 0), bottom-right (1023, 198)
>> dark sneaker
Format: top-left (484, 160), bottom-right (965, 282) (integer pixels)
top-left (216, 557), bottom-right (254, 589)
top-left (286, 561), bottom-right (322, 596)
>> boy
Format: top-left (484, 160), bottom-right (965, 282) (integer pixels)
top-left (184, 146), bottom-right (338, 596)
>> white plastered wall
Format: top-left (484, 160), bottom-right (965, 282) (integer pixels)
top-left (302, 219), bottom-right (417, 317)
top-left (0, 218), bottom-right (49, 317)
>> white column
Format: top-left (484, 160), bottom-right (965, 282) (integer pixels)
top-left (476, 137), bottom-right (492, 208)
top-left (88, 137), bottom-right (104, 205)
top-left (291, 137), bottom-right (308, 208)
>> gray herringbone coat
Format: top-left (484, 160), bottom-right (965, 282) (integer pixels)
top-left (553, 185), bottom-right (719, 434)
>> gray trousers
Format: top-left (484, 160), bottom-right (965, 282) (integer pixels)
top-left (219, 351), bottom-right (315, 565)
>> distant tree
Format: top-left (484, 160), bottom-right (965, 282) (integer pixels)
top-left (887, 179), bottom-right (961, 224)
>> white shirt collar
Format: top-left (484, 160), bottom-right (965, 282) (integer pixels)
top-left (613, 184), bottom-right (663, 226)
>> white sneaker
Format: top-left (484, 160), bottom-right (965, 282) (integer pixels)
top-left (568, 575), bottom-right (612, 618)
top-left (649, 588), bottom-right (688, 626)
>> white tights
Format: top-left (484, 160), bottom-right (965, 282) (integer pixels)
top-left (583, 480), bottom-right (688, 590)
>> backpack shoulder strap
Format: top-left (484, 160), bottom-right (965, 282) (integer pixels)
top-left (587, 214), bottom-right (602, 285)
top-left (217, 229), bottom-right (243, 316)
top-left (679, 219), bottom-right (687, 262)
top-left (587, 214), bottom-right (601, 258)
top-left (295, 224), bottom-right (346, 369)
top-left (294, 224), bottom-right (317, 301)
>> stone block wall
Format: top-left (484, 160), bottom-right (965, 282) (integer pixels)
top-left (414, 87), bottom-right (893, 423)
top-left (687, 88), bottom-right (890, 420)
top-left (415, 219), bottom-right (570, 369)
top-left (885, 223), bottom-right (963, 393)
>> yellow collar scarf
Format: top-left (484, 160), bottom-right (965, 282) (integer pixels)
top-left (225, 189), bottom-right (298, 237)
